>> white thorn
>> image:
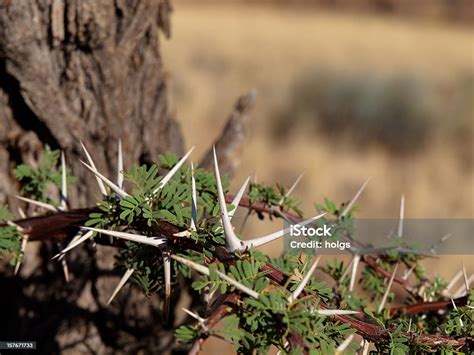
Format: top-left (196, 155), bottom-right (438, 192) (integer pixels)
top-left (445, 270), bottom-right (463, 293)
top-left (361, 340), bottom-right (370, 355)
top-left (80, 161), bottom-right (129, 198)
top-left (107, 268), bottom-right (134, 305)
top-left (454, 274), bottom-right (473, 298)
top-left (450, 297), bottom-right (464, 327)
top-left (153, 146), bottom-right (195, 194)
top-left (82, 227), bottom-right (166, 248)
top-left (190, 162), bottom-right (197, 231)
top-left (462, 261), bottom-right (470, 295)
top-left (408, 318), bottom-right (412, 332)
top-left (279, 173), bottom-right (304, 205)
top-left (340, 178), bottom-right (370, 218)
top-left (316, 309), bottom-right (360, 316)
top-left (335, 334), bottom-right (354, 354)
top-left (163, 251), bottom-right (171, 321)
top-left (14, 235), bottom-right (29, 275)
top-left (229, 176), bottom-right (251, 220)
top-left (288, 256), bottom-right (321, 303)
top-left (17, 207), bottom-right (26, 219)
top-left (243, 213), bottom-right (326, 249)
top-left (339, 256), bottom-right (355, 282)
top-left (349, 254), bottom-right (361, 292)
top-left (402, 263), bottom-right (416, 281)
top-left (398, 194), bottom-right (404, 237)
top-left (182, 308), bottom-right (208, 331)
top-left (378, 263), bottom-right (399, 313)
top-left (182, 308), bottom-right (206, 323)
top-left (15, 196), bottom-right (58, 212)
top-left (56, 232), bottom-right (88, 261)
top-left (60, 151), bottom-right (68, 211)
top-left (61, 257), bottom-right (70, 282)
top-left (52, 230), bottom-right (94, 259)
top-left (7, 220), bottom-right (25, 233)
top-left (14, 259), bottom-right (21, 275)
top-left (171, 254), bottom-right (259, 299)
top-left (213, 147), bottom-right (242, 251)
top-left (173, 230), bottom-right (192, 237)
top-left (117, 139), bottom-right (124, 189)
top-left (80, 141), bottom-right (107, 196)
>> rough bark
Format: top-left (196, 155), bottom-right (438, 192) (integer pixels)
top-left (0, 0), bottom-right (183, 208)
top-left (0, 1), bottom-right (187, 353)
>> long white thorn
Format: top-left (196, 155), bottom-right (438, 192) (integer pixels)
top-left (107, 268), bottom-right (135, 305)
top-left (80, 161), bottom-right (129, 198)
top-left (15, 196), bottom-right (58, 212)
top-left (349, 254), bottom-right (361, 292)
top-left (52, 230), bottom-right (94, 259)
top-left (316, 309), bottom-right (360, 316)
top-left (82, 227), bottom-right (166, 248)
top-left (445, 270), bottom-right (463, 293)
top-left (279, 173), bottom-right (304, 205)
top-left (153, 146), bottom-right (195, 194)
top-left (190, 162), bottom-right (197, 231)
top-left (450, 297), bottom-right (464, 327)
top-left (340, 178), bottom-right (370, 218)
top-left (182, 308), bottom-right (208, 331)
top-left (462, 261), bottom-right (470, 295)
top-left (163, 251), bottom-right (171, 322)
top-left (288, 256), bottom-right (321, 303)
top-left (17, 207), bottom-right (26, 219)
top-left (117, 139), bottom-right (124, 189)
top-left (454, 275), bottom-right (474, 298)
top-left (80, 141), bottom-right (107, 196)
top-left (398, 194), bottom-right (405, 237)
top-left (378, 263), bottom-right (399, 313)
top-left (335, 334), bottom-right (354, 354)
top-left (229, 176), bottom-right (251, 220)
top-left (243, 213), bottom-right (326, 249)
top-left (171, 254), bottom-right (259, 299)
top-left (60, 151), bottom-right (68, 211)
top-left (339, 256), bottom-right (355, 283)
top-left (213, 147), bottom-right (242, 251)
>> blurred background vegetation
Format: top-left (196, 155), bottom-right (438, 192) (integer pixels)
top-left (163, 1), bottom-right (473, 223)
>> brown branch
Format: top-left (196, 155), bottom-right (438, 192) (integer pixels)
top-left (3, 207), bottom-right (471, 351)
top-left (389, 296), bottom-right (469, 317)
top-left (225, 194), bottom-right (415, 292)
top-left (200, 90), bottom-right (256, 178)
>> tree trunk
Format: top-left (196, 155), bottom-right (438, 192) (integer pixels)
top-left (0, 0), bottom-right (183, 207)
top-left (0, 1), bottom-right (189, 353)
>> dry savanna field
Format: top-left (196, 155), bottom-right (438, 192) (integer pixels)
top-left (163, 3), bottom-right (473, 220)
top-left (163, 10), bottom-right (472, 351)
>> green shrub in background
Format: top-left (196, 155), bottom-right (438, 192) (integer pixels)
top-left (273, 70), bottom-right (472, 155)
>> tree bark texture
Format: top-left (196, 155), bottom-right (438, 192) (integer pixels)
top-left (0, 1), bottom-right (191, 353)
top-left (0, 0), bottom-right (183, 208)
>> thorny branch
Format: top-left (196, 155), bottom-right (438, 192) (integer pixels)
top-left (2, 203), bottom-right (471, 353)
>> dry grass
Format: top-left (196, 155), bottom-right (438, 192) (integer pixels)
top-left (163, 3), bottom-right (473, 219)
top-left (161, 10), bottom-right (472, 351)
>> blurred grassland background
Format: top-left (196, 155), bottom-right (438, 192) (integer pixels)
top-left (163, 2), bottom-right (473, 220)
top-left (162, 2), bottom-right (472, 352)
